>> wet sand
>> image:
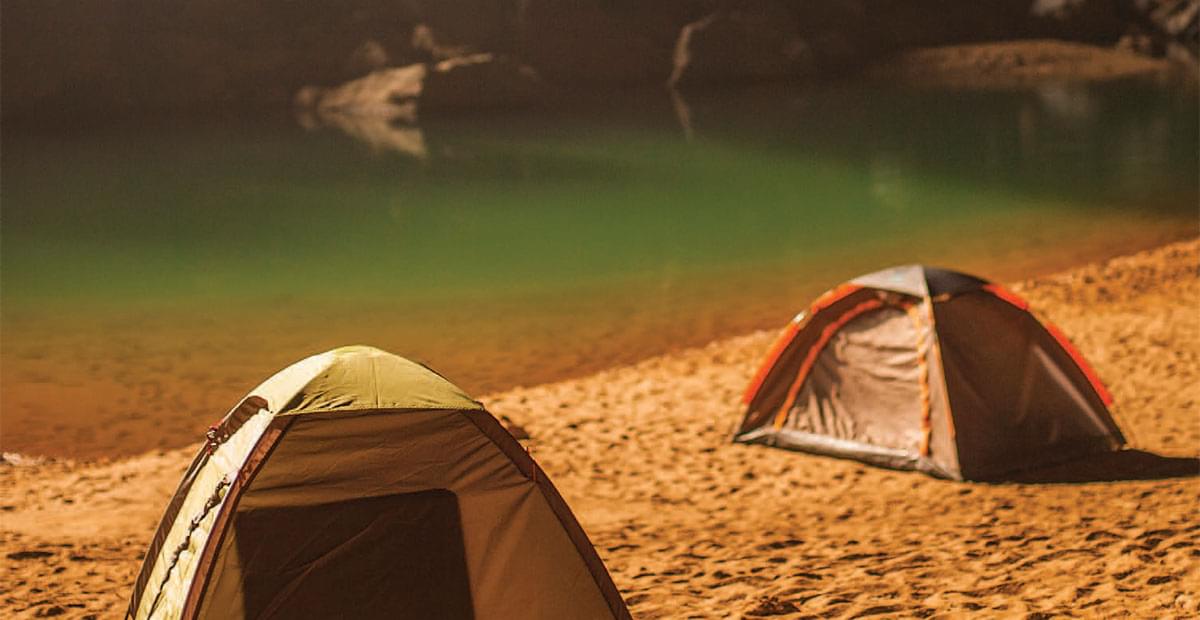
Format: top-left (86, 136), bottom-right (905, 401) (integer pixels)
top-left (2, 238), bottom-right (1198, 618)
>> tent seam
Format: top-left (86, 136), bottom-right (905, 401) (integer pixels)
top-left (277, 404), bottom-right (485, 417)
top-left (906, 303), bottom-right (933, 456)
top-left (180, 417), bottom-right (294, 619)
top-left (927, 300), bottom-right (960, 479)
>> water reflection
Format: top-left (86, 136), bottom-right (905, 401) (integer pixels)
top-left (662, 78), bottom-right (1196, 210)
top-left (298, 105), bottom-right (428, 160)
top-left (294, 77), bottom-right (1198, 215)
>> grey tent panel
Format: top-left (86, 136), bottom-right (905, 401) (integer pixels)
top-left (851, 265), bottom-right (930, 297)
top-left (851, 265), bottom-right (988, 297)
top-left (740, 287), bottom-right (883, 433)
top-left (780, 307), bottom-right (925, 453)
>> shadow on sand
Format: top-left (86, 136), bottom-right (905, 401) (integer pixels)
top-left (1006, 449), bottom-right (1200, 484)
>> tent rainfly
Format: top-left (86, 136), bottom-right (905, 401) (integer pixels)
top-left (734, 266), bottom-right (1125, 481)
top-left (127, 345), bottom-right (629, 620)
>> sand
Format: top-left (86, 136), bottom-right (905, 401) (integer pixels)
top-left (3, 238), bottom-right (1198, 619)
top-left (866, 40), bottom-right (1180, 88)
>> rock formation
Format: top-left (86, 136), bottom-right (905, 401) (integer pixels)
top-left (2, 1), bottom-right (1196, 119)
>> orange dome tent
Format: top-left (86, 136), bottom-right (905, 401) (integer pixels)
top-left (734, 266), bottom-right (1124, 481)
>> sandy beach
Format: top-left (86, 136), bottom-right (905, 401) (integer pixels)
top-left (3, 238), bottom-right (1198, 619)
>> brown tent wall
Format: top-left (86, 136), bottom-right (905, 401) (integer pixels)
top-left (191, 408), bottom-right (628, 620)
top-left (461, 409), bottom-right (630, 619)
top-left (933, 291), bottom-right (1125, 480)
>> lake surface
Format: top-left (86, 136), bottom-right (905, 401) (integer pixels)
top-left (3, 78), bottom-right (1197, 458)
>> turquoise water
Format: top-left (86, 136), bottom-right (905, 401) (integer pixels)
top-left (2, 79), bottom-right (1197, 457)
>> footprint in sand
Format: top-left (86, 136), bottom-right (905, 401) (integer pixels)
top-left (7, 550), bottom-right (55, 560)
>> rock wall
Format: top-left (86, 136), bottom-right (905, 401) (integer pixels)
top-left (2, 1), bottom-right (1196, 118)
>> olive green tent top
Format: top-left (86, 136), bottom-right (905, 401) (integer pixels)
top-left (128, 345), bottom-right (629, 620)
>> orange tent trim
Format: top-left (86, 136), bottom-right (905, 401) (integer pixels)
top-left (812, 283), bottom-right (863, 313)
top-left (742, 284), bottom-right (863, 406)
top-left (982, 284), bottom-right (1114, 407)
top-left (741, 321), bottom-right (802, 405)
top-left (905, 304), bottom-right (933, 456)
top-left (771, 298), bottom-right (886, 430)
top-left (981, 283), bottom-right (1029, 310)
top-left (1043, 322), bottom-right (1115, 406)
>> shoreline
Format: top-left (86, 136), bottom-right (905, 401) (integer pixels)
top-left (3, 236), bottom-right (1198, 618)
top-left (3, 224), bottom-right (1195, 462)
top-left (4, 232), bottom-right (1195, 466)
top-left (864, 39), bottom-right (1190, 88)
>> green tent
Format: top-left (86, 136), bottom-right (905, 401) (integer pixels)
top-left (128, 345), bottom-right (628, 620)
